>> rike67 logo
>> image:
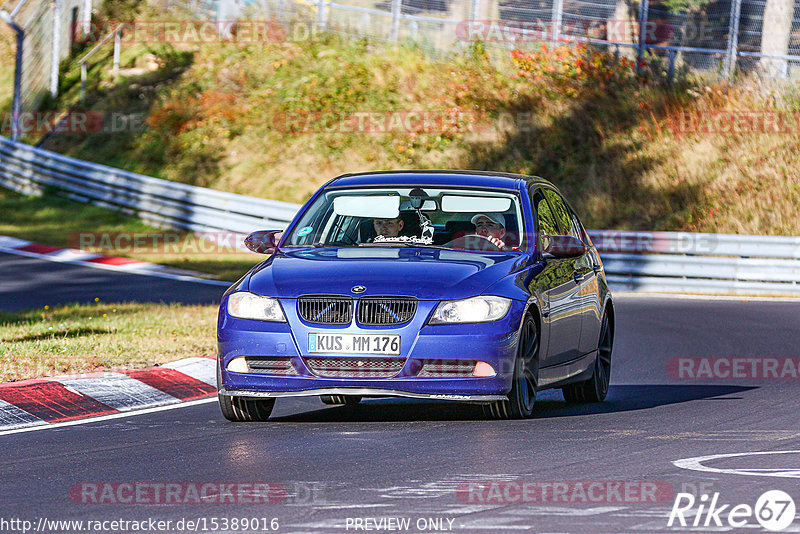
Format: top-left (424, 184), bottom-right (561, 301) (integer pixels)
top-left (668, 490), bottom-right (796, 531)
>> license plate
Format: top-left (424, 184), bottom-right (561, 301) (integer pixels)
top-left (308, 333), bottom-right (400, 355)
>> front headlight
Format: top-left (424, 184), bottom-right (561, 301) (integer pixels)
top-left (429, 296), bottom-right (511, 324)
top-left (227, 292), bottom-right (286, 322)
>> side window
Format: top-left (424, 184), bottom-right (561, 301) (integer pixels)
top-left (532, 189), bottom-right (559, 236)
top-left (543, 189), bottom-right (580, 240)
top-left (568, 208), bottom-right (588, 243)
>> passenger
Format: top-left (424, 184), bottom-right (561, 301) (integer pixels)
top-left (471, 213), bottom-right (506, 248)
top-left (373, 216), bottom-right (404, 238)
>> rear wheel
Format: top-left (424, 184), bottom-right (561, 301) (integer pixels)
top-left (483, 314), bottom-right (539, 420)
top-left (562, 310), bottom-right (613, 403)
top-left (320, 395), bottom-right (362, 405)
top-left (217, 362), bottom-right (276, 421)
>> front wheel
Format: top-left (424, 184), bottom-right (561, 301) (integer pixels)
top-left (483, 314), bottom-right (539, 420)
top-left (562, 310), bottom-right (613, 403)
top-left (218, 393), bottom-right (276, 422)
top-left (217, 362), bottom-right (275, 421)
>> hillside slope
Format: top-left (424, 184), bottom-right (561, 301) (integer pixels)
top-left (23, 23), bottom-right (800, 235)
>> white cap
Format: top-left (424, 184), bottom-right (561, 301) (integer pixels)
top-left (470, 213), bottom-right (505, 228)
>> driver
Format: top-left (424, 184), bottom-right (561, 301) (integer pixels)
top-left (373, 216), bottom-right (404, 238)
top-left (471, 213), bottom-right (506, 248)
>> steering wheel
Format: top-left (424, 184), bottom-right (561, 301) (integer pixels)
top-left (444, 234), bottom-right (504, 251)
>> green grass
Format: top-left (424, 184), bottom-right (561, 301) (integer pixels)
top-left (0, 301), bottom-right (217, 382)
top-left (0, 188), bottom-right (262, 281)
top-left (0, 187), bottom-right (154, 242)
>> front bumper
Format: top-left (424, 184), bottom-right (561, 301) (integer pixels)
top-left (217, 297), bottom-right (524, 399)
top-left (218, 387), bottom-right (507, 402)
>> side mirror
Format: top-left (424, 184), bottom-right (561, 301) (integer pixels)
top-left (244, 230), bottom-right (283, 254)
top-left (542, 235), bottom-right (586, 259)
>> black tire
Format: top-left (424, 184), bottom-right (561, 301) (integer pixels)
top-left (320, 395), bottom-right (362, 405)
top-left (218, 393), bottom-right (276, 422)
top-left (483, 314), bottom-right (539, 420)
top-left (217, 362), bottom-right (276, 422)
top-left (562, 309), bottom-right (613, 403)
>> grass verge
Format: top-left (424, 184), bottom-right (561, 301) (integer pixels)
top-left (0, 301), bottom-right (217, 382)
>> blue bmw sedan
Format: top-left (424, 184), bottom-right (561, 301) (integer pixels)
top-left (217, 171), bottom-right (614, 420)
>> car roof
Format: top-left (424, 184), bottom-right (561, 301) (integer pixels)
top-left (327, 170), bottom-right (555, 191)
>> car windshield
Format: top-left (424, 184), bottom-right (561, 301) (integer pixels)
top-left (283, 187), bottom-right (526, 251)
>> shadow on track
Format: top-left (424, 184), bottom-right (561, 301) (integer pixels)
top-left (267, 384), bottom-right (756, 423)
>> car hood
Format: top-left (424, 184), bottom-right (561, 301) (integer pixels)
top-left (246, 247), bottom-right (529, 300)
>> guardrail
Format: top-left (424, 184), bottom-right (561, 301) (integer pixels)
top-left (1, 135), bottom-right (799, 296)
top-left (0, 136), bottom-right (299, 233)
top-left (589, 230), bottom-right (800, 295)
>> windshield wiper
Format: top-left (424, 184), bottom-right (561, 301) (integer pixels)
top-left (311, 242), bottom-right (362, 248)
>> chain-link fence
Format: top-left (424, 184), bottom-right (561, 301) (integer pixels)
top-left (1, 0), bottom-right (92, 140)
top-left (1, 0), bottom-right (90, 112)
top-left (242, 0), bottom-right (800, 80)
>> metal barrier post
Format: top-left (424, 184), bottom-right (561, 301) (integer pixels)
top-left (82, 0), bottom-right (91, 35)
top-left (636, 0), bottom-right (649, 73)
top-left (113, 28), bottom-right (121, 71)
top-left (80, 62), bottom-right (87, 101)
top-left (277, 0), bottom-right (286, 23)
top-left (50, 0), bottom-right (62, 98)
top-left (78, 23), bottom-right (127, 102)
top-left (552, 0), bottom-right (563, 44)
top-left (0, 11), bottom-right (23, 142)
top-left (470, 0), bottom-right (480, 22)
top-left (667, 49), bottom-right (676, 84)
top-left (316, 0), bottom-right (327, 30)
top-left (724, 0), bottom-right (742, 80)
top-left (390, 0), bottom-right (401, 43)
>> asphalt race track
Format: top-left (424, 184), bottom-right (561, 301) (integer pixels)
top-left (0, 252), bottom-right (226, 311)
top-left (2, 253), bottom-right (800, 533)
